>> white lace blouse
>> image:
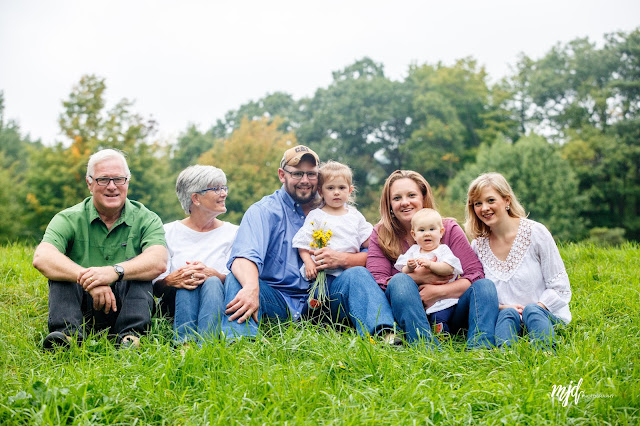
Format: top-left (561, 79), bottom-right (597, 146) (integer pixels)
top-left (471, 218), bottom-right (572, 323)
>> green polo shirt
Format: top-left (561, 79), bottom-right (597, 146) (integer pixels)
top-left (42, 197), bottom-right (166, 267)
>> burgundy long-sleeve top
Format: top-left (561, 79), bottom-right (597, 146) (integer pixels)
top-left (367, 219), bottom-right (485, 291)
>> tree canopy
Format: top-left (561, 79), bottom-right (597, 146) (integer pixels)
top-left (2, 28), bottom-right (639, 243)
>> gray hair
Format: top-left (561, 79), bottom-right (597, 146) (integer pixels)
top-left (86, 149), bottom-right (131, 180)
top-left (176, 165), bottom-right (227, 214)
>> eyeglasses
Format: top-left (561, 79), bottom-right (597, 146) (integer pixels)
top-left (199, 185), bottom-right (228, 194)
top-left (91, 176), bottom-right (129, 186)
top-left (282, 168), bottom-right (318, 180)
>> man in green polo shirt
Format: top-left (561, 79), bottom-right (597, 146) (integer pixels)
top-left (33, 148), bottom-right (167, 350)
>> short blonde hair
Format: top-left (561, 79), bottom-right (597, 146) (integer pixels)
top-left (465, 172), bottom-right (526, 239)
top-left (318, 161), bottom-right (356, 205)
top-left (411, 208), bottom-right (443, 230)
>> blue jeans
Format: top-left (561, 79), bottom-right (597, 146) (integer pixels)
top-left (495, 304), bottom-right (560, 349)
top-left (222, 266), bottom-right (395, 339)
top-left (174, 277), bottom-right (225, 342)
top-left (386, 274), bottom-right (498, 349)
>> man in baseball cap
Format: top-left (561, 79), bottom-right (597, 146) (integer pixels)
top-left (222, 144), bottom-right (395, 343)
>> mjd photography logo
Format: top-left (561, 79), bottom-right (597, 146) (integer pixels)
top-left (550, 378), bottom-right (584, 407)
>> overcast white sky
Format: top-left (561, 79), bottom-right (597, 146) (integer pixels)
top-left (1, 0), bottom-right (639, 145)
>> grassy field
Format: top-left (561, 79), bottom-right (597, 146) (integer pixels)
top-left (1, 243), bottom-right (639, 424)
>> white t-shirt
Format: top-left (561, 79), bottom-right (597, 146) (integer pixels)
top-left (154, 220), bottom-right (239, 281)
top-left (292, 206), bottom-right (373, 277)
top-left (471, 218), bottom-right (572, 323)
top-left (395, 244), bottom-right (463, 314)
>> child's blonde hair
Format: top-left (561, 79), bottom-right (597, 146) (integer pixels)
top-left (318, 161), bottom-right (356, 205)
top-left (411, 208), bottom-right (444, 230)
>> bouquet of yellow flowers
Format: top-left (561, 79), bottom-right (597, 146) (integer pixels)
top-left (308, 224), bottom-right (333, 308)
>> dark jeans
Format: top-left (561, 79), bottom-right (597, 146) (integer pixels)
top-left (48, 280), bottom-right (153, 341)
top-left (153, 280), bottom-right (177, 319)
top-left (429, 305), bottom-right (455, 334)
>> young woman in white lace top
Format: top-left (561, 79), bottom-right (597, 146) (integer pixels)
top-left (464, 173), bottom-right (572, 349)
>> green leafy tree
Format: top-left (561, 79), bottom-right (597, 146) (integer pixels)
top-left (0, 93), bottom-right (41, 241)
top-left (448, 135), bottom-right (585, 241)
top-left (25, 75), bottom-right (178, 236)
top-left (506, 29), bottom-right (640, 139)
top-left (198, 117), bottom-right (292, 224)
top-left (562, 121), bottom-right (640, 239)
top-left (403, 58), bottom-right (496, 187)
top-left (0, 152), bottom-right (29, 242)
top-left (210, 92), bottom-right (303, 139)
top-left (297, 57), bottom-right (414, 217)
top-left (170, 124), bottom-right (217, 174)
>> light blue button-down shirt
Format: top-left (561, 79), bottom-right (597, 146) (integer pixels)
top-left (227, 186), bottom-right (309, 319)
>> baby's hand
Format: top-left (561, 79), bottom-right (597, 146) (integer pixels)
top-left (416, 258), bottom-right (431, 269)
top-left (407, 258), bottom-right (418, 271)
top-left (305, 264), bottom-right (318, 280)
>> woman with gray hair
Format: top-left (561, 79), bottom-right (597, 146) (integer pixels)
top-left (153, 165), bottom-right (238, 343)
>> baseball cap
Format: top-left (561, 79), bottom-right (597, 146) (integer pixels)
top-left (280, 145), bottom-right (320, 168)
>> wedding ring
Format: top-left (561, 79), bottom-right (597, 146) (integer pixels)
top-left (320, 259), bottom-right (324, 265)
top-left (88, 277), bottom-right (93, 283)
top-left (191, 274), bottom-right (195, 279)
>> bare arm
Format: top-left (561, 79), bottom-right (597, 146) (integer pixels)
top-left (298, 248), bottom-right (317, 280)
top-left (401, 258), bottom-right (418, 274)
top-left (33, 242), bottom-right (84, 282)
top-left (360, 237), bottom-right (370, 249)
top-left (226, 257), bottom-right (260, 323)
top-left (79, 244), bottom-right (167, 292)
top-left (118, 245), bottom-right (168, 281)
top-left (33, 242), bottom-right (119, 314)
top-left (424, 259), bottom-right (455, 276)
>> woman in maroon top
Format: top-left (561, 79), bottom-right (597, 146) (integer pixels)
top-left (366, 170), bottom-right (498, 349)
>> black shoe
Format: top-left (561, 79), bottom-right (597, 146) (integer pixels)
top-left (43, 331), bottom-right (72, 351)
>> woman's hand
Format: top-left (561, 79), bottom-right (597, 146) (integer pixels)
top-left (164, 263), bottom-right (206, 290)
top-left (499, 304), bottom-right (525, 314)
top-left (183, 261), bottom-right (222, 281)
top-left (418, 284), bottom-right (444, 309)
top-left (410, 266), bottom-right (452, 285)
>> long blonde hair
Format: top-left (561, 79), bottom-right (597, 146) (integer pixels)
top-left (464, 172), bottom-right (527, 239)
top-left (377, 170), bottom-right (436, 261)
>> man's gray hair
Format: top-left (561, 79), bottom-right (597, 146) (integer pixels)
top-left (176, 165), bottom-right (227, 214)
top-left (86, 149), bottom-right (131, 180)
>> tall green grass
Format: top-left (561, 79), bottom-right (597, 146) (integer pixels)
top-left (1, 243), bottom-right (638, 424)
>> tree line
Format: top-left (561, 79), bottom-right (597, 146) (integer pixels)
top-left (1, 28), bottom-right (638, 244)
